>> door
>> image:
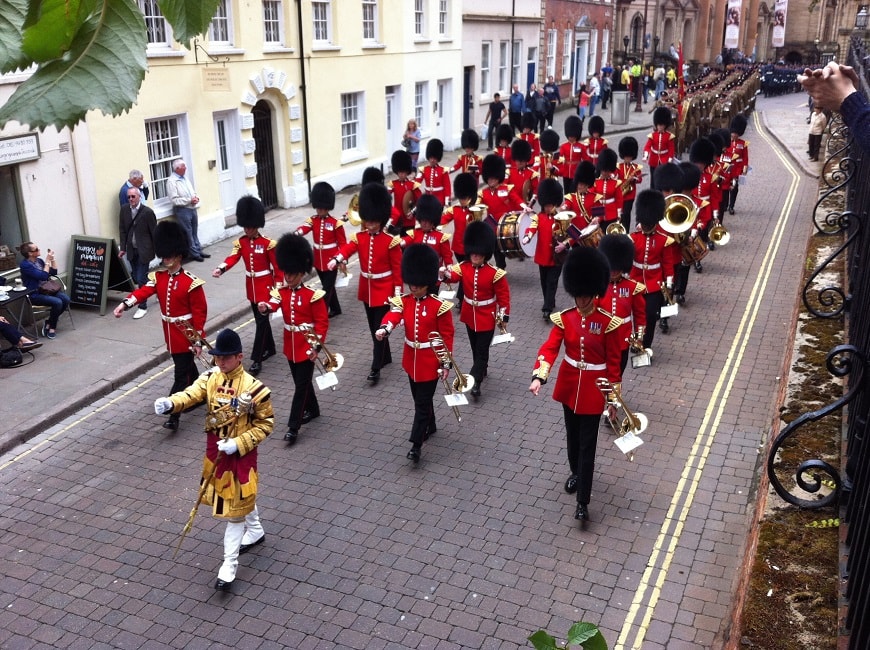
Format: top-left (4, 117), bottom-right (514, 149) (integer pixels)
top-left (252, 100), bottom-right (278, 209)
top-left (385, 88), bottom-right (399, 157)
top-left (463, 67), bottom-right (473, 130)
top-left (526, 46), bottom-right (537, 91)
top-left (213, 110), bottom-right (244, 218)
top-left (435, 80), bottom-right (451, 143)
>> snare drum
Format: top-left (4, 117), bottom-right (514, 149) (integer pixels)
top-left (496, 212), bottom-right (535, 259)
top-left (577, 223), bottom-right (603, 248)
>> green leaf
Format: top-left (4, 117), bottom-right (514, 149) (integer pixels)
top-left (0, 0), bottom-right (30, 72)
top-left (158, 0), bottom-right (222, 46)
top-left (566, 622), bottom-right (608, 650)
top-left (21, 0), bottom-right (92, 62)
top-left (528, 630), bottom-right (558, 650)
top-left (0, 0), bottom-right (147, 131)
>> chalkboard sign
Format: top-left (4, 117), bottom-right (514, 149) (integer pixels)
top-left (68, 236), bottom-right (135, 315)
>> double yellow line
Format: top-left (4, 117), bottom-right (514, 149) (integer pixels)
top-left (615, 115), bottom-right (801, 649)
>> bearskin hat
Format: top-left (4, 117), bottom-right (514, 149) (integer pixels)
top-left (713, 128), bottom-right (732, 148)
top-left (598, 233), bottom-right (636, 274)
top-left (310, 182), bottom-right (336, 211)
top-left (463, 220), bottom-right (496, 260)
top-left (358, 182), bottom-right (392, 226)
top-left (618, 136), bottom-right (639, 159)
top-left (415, 194), bottom-right (442, 226)
top-left (510, 139), bottom-right (532, 163)
top-left (653, 162), bottom-right (684, 194)
top-left (588, 115), bottom-right (605, 137)
top-left (634, 189), bottom-right (666, 227)
top-left (453, 172), bottom-right (478, 200)
top-left (361, 166), bottom-right (385, 186)
top-left (496, 123), bottom-right (514, 145)
top-left (402, 243), bottom-right (439, 290)
top-left (707, 131), bottom-right (725, 157)
top-left (730, 114), bottom-right (747, 136)
top-left (235, 195), bottom-right (265, 229)
top-left (653, 106), bottom-right (673, 128)
top-left (153, 219), bottom-right (189, 259)
top-left (481, 154), bottom-right (506, 183)
top-left (689, 137), bottom-right (716, 167)
top-left (275, 232), bottom-right (313, 275)
top-left (540, 128), bottom-right (560, 153)
top-left (460, 128), bottom-right (480, 151)
top-left (563, 246), bottom-right (610, 298)
top-left (574, 160), bottom-right (597, 188)
top-left (537, 178), bottom-right (564, 209)
top-left (521, 112), bottom-right (537, 131)
top-left (425, 138), bottom-right (444, 162)
top-left (597, 148), bottom-right (618, 174)
top-left (564, 115), bottom-right (583, 140)
top-left (678, 161), bottom-right (701, 194)
top-left (391, 149), bottom-right (413, 174)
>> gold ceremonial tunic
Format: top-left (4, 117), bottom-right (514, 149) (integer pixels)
top-left (169, 364), bottom-right (273, 519)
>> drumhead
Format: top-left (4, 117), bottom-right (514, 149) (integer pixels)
top-left (518, 212), bottom-right (536, 257)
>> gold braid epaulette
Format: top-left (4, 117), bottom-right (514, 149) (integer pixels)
top-left (311, 289), bottom-right (326, 302)
top-left (184, 270), bottom-right (205, 290)
top-left (388, 236), bottom-right (402, 248)
top-left (493, 268), bottom-right (507, 281)
top-left (266, 238), bottom-right (278, 250)
top-left (388, 295), bottom-right (403, 309)
top-left (436, 299), bottom-right (453, 316)
top-left (550, 311), bottom-right (566, 328)
top-left (596, 307), bottom-right (624, 333)
top-left (632, 279), bottom-right (646, 295)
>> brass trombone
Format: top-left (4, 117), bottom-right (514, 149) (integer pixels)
top-left (303, 329), bottom-right (344, 390)
top-left (428, 331), bottom-right (474, 422)
top-left (596, 377), bottom-right (648, 461)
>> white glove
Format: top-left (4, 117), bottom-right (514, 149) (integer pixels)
top-left (217, 438), bottom-right (238, 455)
top-left (154, 397), bottom-right (173, 415)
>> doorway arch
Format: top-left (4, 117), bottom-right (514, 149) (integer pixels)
top-left (252, 100), bottom-right (278, 209)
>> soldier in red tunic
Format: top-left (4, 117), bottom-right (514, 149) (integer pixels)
top-left (507, 138), bottom-right (539, 206)
top-left (477, 154), bottom-right (526, 270)
top-left (563, 161), bottom-right (603, 233)
top-left (329, 183), bottom-right (403, 384)
top-left (558, 115), bottom-right (586, 194)
top-left (388, 150), bottom-right (422, 235)
top-left (688, 137), bottom-right (717, 270)
top-left (114, 220), bottom-right (207, 430)
top-left (522, 178), bottom-right (567, 320)
top-left (450, 129), bottom-right (483, 184)
top-left (598, 234), bottom-right (647, 375)
top-left (212, 195), bottom-right (280, 376)
top-left (417, 139), bottom-right (451, 206)
top-left (581, 115), bottom-right (609, 170)
top-left (441, 221), bottom-right (511, 400)
top-left (493, 124), bottom-right (515, 168)
top-left (259, 234), bottom-right (329, 445)
top-left (403, 195), bottom-right (453, 272)
top-left (725, 115), bottom-right (749, 215)
top-left (643, 107), bottom-right (676, 187)
top-left (441, 173), bottom-right (479, 306)
top-left (529, 246), bottom-right (623, 522)
top-left (534, 129), bottom-right (561, 181)
top-left (295, 182), bottom-right (347, 317)
top-left (591, 149), bottom-right (623, 232)
top-left (376, 244), bottom-right (456, 464)
top-left (518, 113), bottom-right (541, 158)
top-left (616, 136), bottom-right (643, 232)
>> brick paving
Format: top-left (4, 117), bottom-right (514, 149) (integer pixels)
top-left (0, 92), bottom-right (825, 649)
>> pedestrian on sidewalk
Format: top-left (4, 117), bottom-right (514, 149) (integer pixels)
top-left (167, 159), bottom-right (208, 262)
top-left (118, 186), bottom-right (157, 320)
top-left (154, 327), bottom-right (273, 591)
top-left (508, 83), bottom-right (525, 134)
top-left (576, 84), bottom-right (591, 127)
top-left (807, 105), bottom-right (827, 162)
top-left (484, 93), bottom-right (506, 150)
top-left (588, 73), bottom-right (601, 116)
top-left (213, 195), bottom-right (281, 376)
top-left (543, 76), bottom-right (562, 128)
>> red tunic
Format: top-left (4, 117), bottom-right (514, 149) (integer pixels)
top-left (533, 153), bottom-right (560, 180)
top-left (519, 131), bottom-right (541, 158)
top-left (126, 268), bottom-right (207, 354)
top-left (532, 307), bottom-right (623, 415)
top-left (218, 235), bottom-right (281, 303)
top-left (564, 189), bottom-right (603, 227)
top-left (388, 178), bottom-right (423, 230)
top-left (296, 214), bottom-right (348, 272)
top-left (441, 203), bottom-right (473, 256)
top-left (629, 230), bottom-right (679, 293)
top-left (442, 261), bottom-right (510, 332)
top-left (616, 161), bottom-right (643, 201)
top-left (337, 230), bottom-right (403, 306)
top-left (493, 144), bottom-right (513, 169)
top-left (507, 165), bottom-right (539, 205)
top-left (558, 140), bottom-right (586, 185)
top-left (692, 169), bottom-right (715, 229)
top-left (727, 137), bottom-right (749, 176)
top-left (598, 276), bottom-right (647, 353)
top-left (450, 153), bottom-right (483, 183)
top-left (523, 210), bottom-right (562, 267)
top-left (381, 294), bottom-right (455, 382)
top-left (643, 130), bottom-right (676, 167)
top-left (581, 136), bottom-right (608, 166)
top-left (402, 227), bottom-right (454, 267)
top-left (417, 164), bottom-right (452, 206)
top-left (590, 176), bottom-right (623, 227)
top-left (264, 284), bottom-right (329, 363)
top-left (478, 183), bottom-right (524, 229)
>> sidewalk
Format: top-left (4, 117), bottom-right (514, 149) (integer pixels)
top-left (0, 90), bottom-right (815, 455)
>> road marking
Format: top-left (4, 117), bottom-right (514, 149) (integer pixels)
top-left (615, 114), bottom-right (801, 649)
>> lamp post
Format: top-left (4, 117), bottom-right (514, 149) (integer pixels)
top-left (623, 34), bottom-right (629, 63)
top-left (857, 6), bottom-right (870, 30)
top-left (653, 35), bottom-right (660, 59)
top-left (814, 38), bottom-right (820, 65)
top-left (635, 0), bottom-right (650, 112)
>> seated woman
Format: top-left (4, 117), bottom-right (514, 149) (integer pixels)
top-left (0, 316), bottom-right (41, 351)
top-left (18, 242), bottom-right (71, 340)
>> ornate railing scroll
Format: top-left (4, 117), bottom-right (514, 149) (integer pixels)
top-left (802, 210), bottom-right (859, 318)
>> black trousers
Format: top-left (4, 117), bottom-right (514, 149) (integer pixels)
top-left (364, 303), bottom-right (392, 370)
top-left (642, 290), bottom-right (665, 349)
top-left (466, 326), bottom-right (494, 386)
top-left (648, 166), bottom-right (659, 190)
top-left (728, 183), bottom-right (740, 210)
top-left (563, 406), bottom-right (600, 505)
top-left (509, 111), bottom-right (522, 133)
top-left (621, 198), bottom-right (635, 232)
top-left (170, 351), bottom-right (198, 395)
top-left (674, 262), bottom-right (691, 296)
top-left (493, 247), bottom-right (507, 270)
top-left (249, 302), bottom-right (276, 363)
top-left (316, 269), bottom-right (341, 315)
top-left (453, 253), bottom-right (466, 303)
top-left (408, 377), bottom-right (438, 447)
top-left (539, 264), bottom-right (563, 313)
top-left (288, 359), bottom-right (318, 430)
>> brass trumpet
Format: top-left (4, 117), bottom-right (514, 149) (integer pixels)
top-left (171, 320), bottom-right (214, 372)
top-left (606, 221), bottom-right (627, 235)
top-left (428, 331), bottom-right (474, 422)
top-left (303, 329), bottom-right (344, 390)
top-left (596, 377), bottom-right (648, 461)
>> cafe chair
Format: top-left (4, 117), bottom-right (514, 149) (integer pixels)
top-left (26, 278), bottom-right (75, 336)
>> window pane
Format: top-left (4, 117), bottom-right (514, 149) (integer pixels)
top-left (209, 0), bottom-right (229, 42)
top-left (141, 0), bottom-right (167, 44)
top-left (341, 94), bottom-right (359, 150)
top-left (362, 0), bottom-right (376, 40)
top-left (144, 119), bottom-right (181, 199)
top-left (414, 0), bottom-right (424, 35)
top-left (263, 0), bottom-right (281, 43)
top-left (313, 1), bottom-right (330, 41)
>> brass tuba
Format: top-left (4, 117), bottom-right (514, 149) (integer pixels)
top-left (708, 219), bottom-right (731, 246)
top-left (428, 331), bottom-right (474, 422)
top-left (659, 194), bottom-right (697, 235)
top-left (596, 378), bottom-right (648, 461)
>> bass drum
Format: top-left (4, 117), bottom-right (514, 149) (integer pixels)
top-left (496, 212), bottom-right (535, 259)
top-left (680, 235), bottom-right (709, 265)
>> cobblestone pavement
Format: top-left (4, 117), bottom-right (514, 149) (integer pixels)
top-left (0, 92), bottom-right (825, 649)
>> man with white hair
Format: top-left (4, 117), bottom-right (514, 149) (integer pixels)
top-left (167, 158), bottom-right (209, 262)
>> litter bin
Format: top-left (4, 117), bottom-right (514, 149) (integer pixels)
top-left (611, 90), bottom-right (630, 125)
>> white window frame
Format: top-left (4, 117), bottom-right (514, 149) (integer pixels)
top-left (263, 0), bottom-right (284, 46)
top-left (362, 0), bottom-right (378, 42)
top-left (562, 30), bottom-right (573, 80)
top-left (140, 0), bottom-right (173, 51)
top-left (498, 41), bottom-right (509, 95)
top-left (414, 0), bottom-right (425, 37)
top-left (511, 40), bottom-right (522, 86)
top-left (546, 29), bottom-right (557, 78)
top-left (208, 0), bottom-right (233, 45)
top-left (438, 0), bottom-right (448, 37)
top-left (340, 93), bottom-right (362, 152)
top-left (414, 82), bottom-right (428, 131)
top-left (144, 116), bottom-right (190, 212)
top-left (481, 42), bottom-right (491, 96)
top-left (312, 1), bottom-right (332, 44)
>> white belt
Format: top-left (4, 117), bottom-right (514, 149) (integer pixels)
top-left (313, 242), bottom-right (338, 250)
top-left (604, 198), bottom-right (616, 205)
top-left (405, 338), bottom-right (432, 349)
top-left (564, 356), bottom-right (606, 371)
top-left (623, 315), bottom-right (632, 324)
top-left (633, 261), bottom-right (661, 270)
top-left (246, 269), bottom-right (272, 278)
top-left (651, 148), bottom-right (669, 155)
top-left (284, 323), bottom-right (313, 332)
top-left (162, 313), bottom-right (192, 323)
top-left (361, 270), bottom-right (392, 279)
top-left (464, 296), bottom-right (496, 306)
